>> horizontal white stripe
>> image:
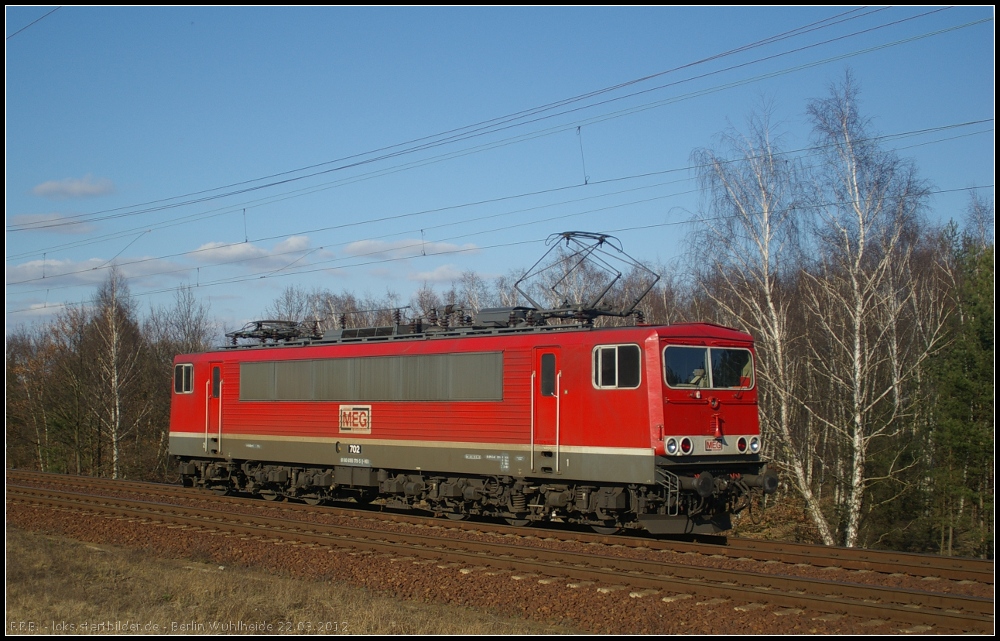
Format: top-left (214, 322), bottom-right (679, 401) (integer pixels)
top-left (169, 432), bottom-right (653, 457)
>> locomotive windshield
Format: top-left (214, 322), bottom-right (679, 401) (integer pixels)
top-left (664, 346), bottom-right (753, 389)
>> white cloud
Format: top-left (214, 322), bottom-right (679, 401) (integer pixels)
top-left (191, 237), bottom-right (330, 273)
top-left (5, 256), bottom-right (186, 289)
top-left (7, 212), bottom-right (97, 234)
top-left (274, 235), bottom-right (311, 252)
top-left (32, 175), bottom-right (115, 199)
top-left (193, 241), bottom-right (271, 263)
top-left (6, 301), bottom-right (67, 321)
top-left (342, 238), bottom-right (477, 260)
top-left (407, 264), bottom-right (465, 283)
top-left (342, 239), bottom-right (422, 259)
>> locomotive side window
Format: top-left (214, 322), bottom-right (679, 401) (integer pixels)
top-left (212, 366), bottom-right (221, 398)
top-left (240, 352), bottom-right (503, 402)
top-left (593, 344), bottom-right (641, 389)
top-left (173, 364), bottom-right (193, 394)
top-left (540, 353), bottom-right (556, 397)
top-left (664, 346), bottom-right (753, 389)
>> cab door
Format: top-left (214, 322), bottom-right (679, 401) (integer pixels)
top-left (207, 362), bottom-right (224, 455)
top-left (532, 347), bottom-right (561, 473)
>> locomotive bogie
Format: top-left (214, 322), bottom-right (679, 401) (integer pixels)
top-left (176, 451), bottom-right (774, 535)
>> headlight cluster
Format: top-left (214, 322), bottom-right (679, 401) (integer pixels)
top-left (666, 435), bottom-right (763, 455)
top-left (666, 437), bottom-right (695, 455)
top-left (736, 436), bottom-right (762, 453)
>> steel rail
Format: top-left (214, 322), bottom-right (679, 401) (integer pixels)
top-left (7, 470), bottom-right (993, 584)
top-left (7, 470), bottom-right (993, 583)
top-left (8, 485), bottom-right (993, 634)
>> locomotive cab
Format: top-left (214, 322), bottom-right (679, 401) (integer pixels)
top-left (635, 329), bottom-right (777, 534)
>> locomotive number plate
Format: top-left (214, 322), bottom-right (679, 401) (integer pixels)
top-left (705, 439), bottom-right (724, 452)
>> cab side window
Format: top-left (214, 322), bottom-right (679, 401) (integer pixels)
top-left (593, 344), bottom-right (641, 389)
top-left (174, 364), bottom-right (193, 394)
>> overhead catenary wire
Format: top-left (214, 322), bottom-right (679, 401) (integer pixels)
top-left (7, 119), bottom-right (993, 285)
top-left (6, 183), bottom-right (992, 317)
top-left (8, 118), bottom-right (992, 289)
top-left (6, 7), bottom-right (952, 233)
top-left (6, 6), bottom-right (61, 41)
top-left (6, 10), bottom-right (992, 318)
top-left (8, 12), bottom-right (992, 278)
top-left (7, 11), bottom-right (982, 270)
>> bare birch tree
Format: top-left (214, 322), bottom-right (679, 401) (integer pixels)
top-left (90, 266), bottom-right (150, 479)
top-left (493, 270), bottom-right (526, 308)
top-left (6, 326), bottom-right (56, 471)
top-left (308, 288), bottom-right (401, 329)
top-left (264, 284), bottom-right (312, 322)
top-left (691, 108), bottom-right (837, 544)
top-left (145, 286), bottom-right (217, 475)
top-left (148, 285), bottom-right (217, 355)
top-left (459, 270), bottom-right (494, 316)
top-left (803, 71), bottom-right (937, 547)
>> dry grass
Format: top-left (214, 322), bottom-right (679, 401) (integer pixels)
top-left (5, 527), bottom-right (577, 635)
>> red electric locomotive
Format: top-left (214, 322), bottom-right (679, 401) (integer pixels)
top-left (169, 234), bottom-right (777, 534)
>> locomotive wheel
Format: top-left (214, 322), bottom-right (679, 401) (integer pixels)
top-left (590, 524), bottom-right (621, 535)
top-left (301, 495), bottom-right (324, 506)
top-left (504, 517), bottom-right (530, 527)
top-left (210, 485), bottom-right (229, 497)
top-left (260, 489), bottom-right (280, 501)
top-left (445, 512), bottom-right (469, 521)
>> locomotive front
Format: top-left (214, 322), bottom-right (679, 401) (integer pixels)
top-left (635, 324), bottom-right (778, 534)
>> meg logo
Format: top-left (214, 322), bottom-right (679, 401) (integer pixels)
top-left (339, 405), bottom-right (371, 434)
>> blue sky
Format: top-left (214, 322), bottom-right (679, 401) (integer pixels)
top-left (6, 7), bottom-right (995, 332)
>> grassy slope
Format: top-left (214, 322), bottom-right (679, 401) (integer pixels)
top-left (5, 527), bottom-right (577, 635)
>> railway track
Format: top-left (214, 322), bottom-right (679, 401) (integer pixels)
top-left (8, 470), bottom-right (993, 584)
top-left (6, 475), bottom-right (994, 634)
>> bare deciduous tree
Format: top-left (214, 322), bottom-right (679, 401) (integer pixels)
top-left (145, 286), bottom-right (217, 475)
top-left (802, 71), bottom-right (939, 547)
top-left (264, 284), bottom-right (312, 322)
top-left (90, 266), bottom-right (150, 479)
top-left (691, 107), bottom-right (837, 544)
top-left (52, 305), bottom-right (95, 475)
top-left (493, 270), bottom-right (525, 308)
top-left (459, 270), bottom-right (494, 316)
top-left (6, 326), bottom-right (56, 471)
